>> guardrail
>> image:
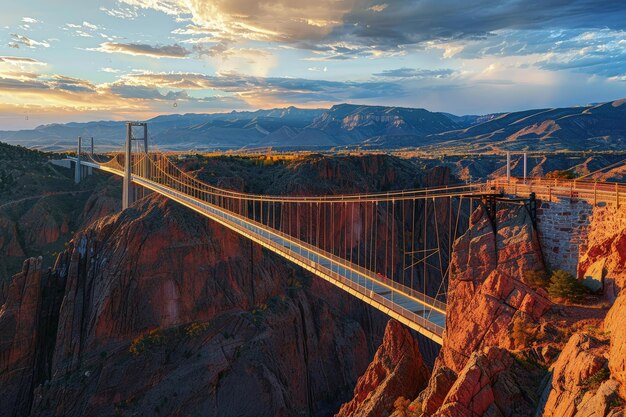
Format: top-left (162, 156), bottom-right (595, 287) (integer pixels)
top-left (489, 177), bottom-right (625, 207)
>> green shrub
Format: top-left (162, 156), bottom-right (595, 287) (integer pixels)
top-left (548, 270), bottom-right (588, 302)
top-left (580, 367), bottom-right (610, 389)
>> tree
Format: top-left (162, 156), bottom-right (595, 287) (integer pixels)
top-left (548, 270), bottom-right (587, 302)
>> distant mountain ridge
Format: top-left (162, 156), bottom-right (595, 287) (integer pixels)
top-left (1, 100), bottom-right (625, 152)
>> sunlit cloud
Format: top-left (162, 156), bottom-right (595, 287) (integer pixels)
top-left (0, 56), bottom-right (47, 66)
top-left (368, 4), bottom-right (388, 12)
top-left (8, 34), bottom-right (50, 49)
top-left (91, 42), bottom-right (191, 58)
top-left (100, 67), bottom-right (122, 73)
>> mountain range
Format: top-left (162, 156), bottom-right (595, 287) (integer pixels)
top-left (0, 99), bottom-right (625, 152)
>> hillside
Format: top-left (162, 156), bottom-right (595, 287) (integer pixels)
top-left (1, 100), bottom-right (625, 152)
top-left (426, 99), bottom-right (626, 153)
top-left (0, 142), bottom-right (120, 286)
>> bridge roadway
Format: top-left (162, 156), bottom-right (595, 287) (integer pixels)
top-left (72, 158), bottom-right (462, 344)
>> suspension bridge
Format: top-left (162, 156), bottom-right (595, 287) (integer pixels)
top-left (66, 122), bottom-right (626, 345)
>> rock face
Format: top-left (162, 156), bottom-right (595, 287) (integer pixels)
top-left (0, 257), bottom-right (66, 417)
top-left (605, 291), bottom-right (626, 398)
top-left (0, 258), bottom-right (43, 416)
top-left (335, 320), bottom-right (429, 417)
top-left (336, 204), bottom-right (574, 417)
top-left (433, 347), bottom-right (543, 417)
top-left (414, 366), bottom-right (457, 415)
top-left (2, 195), bottom-right (388, 417)
top-left (438, 205), bottom-right (551, 374)
top-left (578, 205), bottom-right (626, 299)
top-left (541, 332), bottom-right (622, 417)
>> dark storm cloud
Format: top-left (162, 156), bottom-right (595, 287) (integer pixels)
top-left (335, 0), bottom-right (626, 49)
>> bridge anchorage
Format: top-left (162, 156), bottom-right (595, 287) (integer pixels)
top-left (70, 122), bottom-right (621, 345)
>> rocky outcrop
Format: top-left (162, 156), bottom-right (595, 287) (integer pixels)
top-left (541, 332), bottom-right (622, 417)
top-left (605, 291), bottom-right (626, 398)
top-left (413, 366), bottom-right (457, 415)
top-left (1, 195), bottom-right (388, 417)
top-left (335, 320), bottom-right (429, 417)
top-left (438, 205), bottom-right (551, 374)
top-left (578, 205), bottom-right (626, 299)
top-left (433, 347), bottom-right (543, 417)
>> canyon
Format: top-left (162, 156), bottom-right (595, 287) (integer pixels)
top-left (1, 143), bottom-right (625, 416)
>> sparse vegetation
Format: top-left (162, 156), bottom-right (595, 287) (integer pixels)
top-left (129, 329), bottom-right (165, 355)
top-left (545, 169), bottom-right (577, 180)
top-left (184, 322), bottom-right (209, 337)
top-left (547, 270), bottom-right (589, 303)
top-left (580, 367), bottom-right (610, 389)
top-left (523, 269), bottom-right (548, 290)
top-left (511, 316), bottom-right (538, 346)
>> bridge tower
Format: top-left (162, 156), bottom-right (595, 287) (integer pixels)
top-left (74, 136), bottom-right (82, 184)
top-left (123, 122), bottom-right (148, 209)
top-left (87, 137), bottom-right (94, 176)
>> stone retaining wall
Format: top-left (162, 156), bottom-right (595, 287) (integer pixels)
top-left (535, 196), bottom-right (625, 279)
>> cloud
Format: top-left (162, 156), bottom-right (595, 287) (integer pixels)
top-left (21, 17), bottom-right (40, 24)
top-left (0, 56), bottom-right (46, 66)
top-left (91, 42), bottom-right (191, 58)
top-left (122, 0), bottom-right (355, 43)
top-left (99, 6), bottom-right (139, 19)
top-left (373, 67), bottom-right (454, 78)
top-left (64, 21), bottom-right (106, 38)
top-left (82, 21), bottom-right (99, 30)
top-left (114, 70), bottom-right (406, 107)
top-left (121, 0), bottom-right (626, 54)
top-left (8, 34), bottom-right (50, 49)
top-left (368, 4), bottom-right (388, 12)
top-left (115, 0), bottom-right (187, 16)
top-left (100, 67), bottom-right (122, 73)
top-left (336, 0), bottom-right (626, 52)
top-left (0, 70), bottom-right (250, 121)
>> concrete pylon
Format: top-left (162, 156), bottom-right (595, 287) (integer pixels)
top-left (74, 136), bottom-right (82, 184)
top-left (87, 137), bottom-right (94, 176)
top-left (122, 122), bottom-right (148, 209)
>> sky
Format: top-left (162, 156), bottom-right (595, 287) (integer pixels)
top-left (1, 0), bottom-right (626, 129)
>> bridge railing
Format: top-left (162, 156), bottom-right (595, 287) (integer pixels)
top-left (137, 169), bottom-right (448, 312)
top-left (489, 177), bottom-right (625, 206)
